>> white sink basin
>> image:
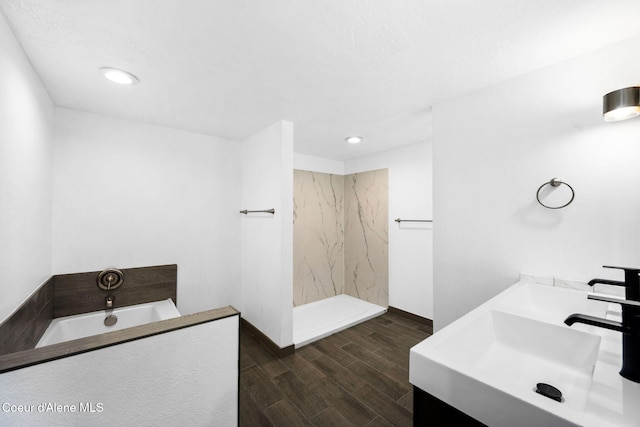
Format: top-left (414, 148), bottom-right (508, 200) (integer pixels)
top-left (431, 310), bottom-right (600, 411)
top-left (409, 280), bottom-right (625, 427)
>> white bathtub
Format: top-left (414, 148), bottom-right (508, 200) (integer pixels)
top-left (36, 298), bottom-right (181, 348)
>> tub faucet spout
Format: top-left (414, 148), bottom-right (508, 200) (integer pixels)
top-left (106, 295), bottom-right (114, 309)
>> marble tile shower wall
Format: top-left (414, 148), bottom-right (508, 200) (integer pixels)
top-left (344, 169), bottom-right (389, 307)
top-left (293, 169), bottom-right (388, 307)
top-left (293, 170), bottom-right (345, 306)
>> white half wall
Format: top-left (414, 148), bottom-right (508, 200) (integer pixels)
top-left (0, 13), bottom-right (54, 322)
top-left (52, 108), bottom-right (241, 315)
top-left (241, 121), bottom-right (294, 347)
top-left (0, 316), bottom-right (239, 426)
top-left (433, 34), bottom-right (640, 330)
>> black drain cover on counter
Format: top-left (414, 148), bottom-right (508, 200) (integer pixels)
top-left (535, 383), bottom-right (562, 402)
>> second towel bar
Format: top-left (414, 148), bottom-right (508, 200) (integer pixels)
top-left (394, 218), bottom-right (432, 223)
top-left (240, 209), bottom-right (275, 214)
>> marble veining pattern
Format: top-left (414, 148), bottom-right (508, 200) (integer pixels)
top-left (293, 170), bottom-right (344, 306)
top-left (344, 169), bottom-right (389, 307)
top-left (293, 168), bottom-right (388, 307)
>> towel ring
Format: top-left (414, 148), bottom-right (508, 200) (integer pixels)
top-left (536, 178), bottom-right (575, 209)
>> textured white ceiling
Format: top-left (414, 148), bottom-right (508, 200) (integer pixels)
top-left (2, 0), bottom-right (640, 160)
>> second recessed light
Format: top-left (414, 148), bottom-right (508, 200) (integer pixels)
top-left (345, 136), bottom-right (363, 144)
top-left (99, 67), bottom-right (139, 85)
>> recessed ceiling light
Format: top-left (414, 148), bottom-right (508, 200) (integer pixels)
top-left (99, 67), bottom-right (139, 85)
top-left (345, 136), bottom-right (363, 144)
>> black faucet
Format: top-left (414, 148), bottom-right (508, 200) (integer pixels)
top-left (564, 265), bottom-right (640, 383)
top-left (587, 265), bottom-right (640, 301)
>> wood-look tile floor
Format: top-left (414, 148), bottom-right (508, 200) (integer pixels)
top-left (240, 312), bottom-right (433, 426)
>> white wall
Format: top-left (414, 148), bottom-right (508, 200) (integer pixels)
top-left (345, 143), bottom-right (433, 319)
top-left (295, 141), bottom-right (433, 319)
top-left (52, 108), bottom-right (241, 315)
top-left (293, 153), bottom-right (345, 175)
top-left (0, 13), bottom-right (54, 322)
top-left (433, 34), bottom-right (640, 330)
top-left (241, 121), bottom-right (294, 347)
top-left (0, 316), bottom-right (239, 426)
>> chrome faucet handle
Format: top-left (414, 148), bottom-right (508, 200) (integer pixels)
top-left (588, 293), bottom-right (640, 308)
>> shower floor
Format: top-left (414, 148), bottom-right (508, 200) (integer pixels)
top-left (293, 294), bottom-right (386, 348)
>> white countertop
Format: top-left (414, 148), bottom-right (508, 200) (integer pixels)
top-left (409, 279), bottom-right (640, 427)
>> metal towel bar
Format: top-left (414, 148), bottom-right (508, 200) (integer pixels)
top-left (394, 218), bottom-right (432, 223)
top-left (240, 209), bottom-right (275, 214)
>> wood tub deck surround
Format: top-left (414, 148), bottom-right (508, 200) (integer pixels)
top-left (0, 264), bottom-right (178, 357)
top-left (0, 277), bottom-right (54, 356)
top-left (53, 264), bottom-right (178, 318)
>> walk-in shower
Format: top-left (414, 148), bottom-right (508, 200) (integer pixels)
top-left (293, 168), bottom-right (388, 348)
